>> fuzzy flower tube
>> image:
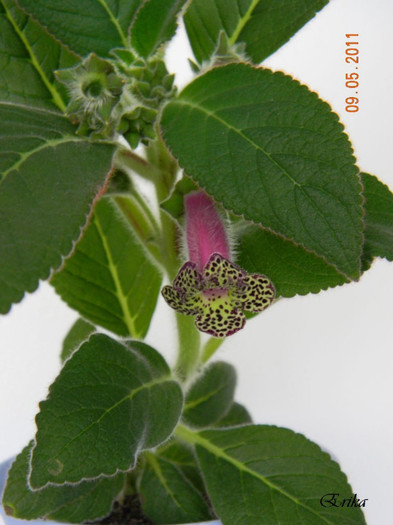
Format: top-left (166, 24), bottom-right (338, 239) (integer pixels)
top-left (161, 191), bottom-right (276, 338)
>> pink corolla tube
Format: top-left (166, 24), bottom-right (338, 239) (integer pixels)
top-left (161, 191), bottom-right (275, 338)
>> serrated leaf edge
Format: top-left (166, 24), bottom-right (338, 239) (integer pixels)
top-left (158, 62), bottom-right (365, 281)
top-left (176, 424), bottom-right (360, 525)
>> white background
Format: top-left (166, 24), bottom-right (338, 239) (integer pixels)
top-left (1, 1), bottom-right (392, 524)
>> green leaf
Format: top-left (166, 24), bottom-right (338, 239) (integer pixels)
top-left (29, 334), bottom-right (183, 489)
top-left (0, 102), bottom-right (115, 314)
top-left (61, 318), bottom-right (95, 363)
top-left (237, 224), bottom-right (348, 297)
top-left (0, 0), bottom-right (77, 111)
top-left (183, 362), bottom-right (236, 428)
top-left (16, 0), bottom-right (142, 57)
top-left (139, 452), bottom-right (212, 524)
top-left (51, 197), bottom-right (162, 338)
top-left (160, 63), bottom-right (363, 280)
top-left (215, 401), bottom-right (252, 428)
top-left (130, 0), bottom-right (187, 58)
top-left (158, 439), bottom-right (206, 494)
top-left (2, 443), bottom-right (124, 523)
top-left (177, 424), bottom-right (366, 525)
top-left (184, 0), bottom-right (329, 64)
top-left (362, 172), bottom-right (393, 262)
top-left (161, 175), bottom-right (199, 221)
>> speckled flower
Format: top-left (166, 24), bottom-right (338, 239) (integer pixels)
top-left (161, 192), bottom-right (275, 338)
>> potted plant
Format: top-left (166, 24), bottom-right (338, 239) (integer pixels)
top-left (1, 1), bottom-right (392, 524)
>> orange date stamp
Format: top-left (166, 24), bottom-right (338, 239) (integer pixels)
top-left (345, 34), bottom-right (359, 113)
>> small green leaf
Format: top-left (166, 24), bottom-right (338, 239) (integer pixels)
top-left (0, 0), bottom-right (77, 111)
top-left (51, 197), bottom-right (162, 338)
top-left (215, 402), bottom-right (252, 428)
top-left (16, 0), bottom-right (142, 57)
top-left (29, 334), bottom-right (183, 488)
top-left (139, 452), bottom-right (212, 524)
top-left (362, 172), bottom-right (393, 262)
top-left (177, 424), bottom-right (366, 525)
top-left (61, 318), bottom-right (95, 363)
top-left (183, 362), bottom-right (236, 428)
top-left (130, 0), bottom-right (187, 58)
top-left (237, 224), bottom-right (348, 297)
top-left (158, 439), bottom-right (206, 494)
top-left (0, 102), bottom-right (115, 314)
top-left (160, 63), bottom-right (363, 280)
top-left (184, 0), bottom-right (329, 64)
top-left (2, 443), bottom-right (124, 523)
top-left (161, 175), bottom-right (199, 221)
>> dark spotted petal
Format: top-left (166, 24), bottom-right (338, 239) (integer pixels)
top-left (235, 274), bottom-right (276, 313)
top-left (195, 305), bottom-right (246, 338)
top-left (161, 285), bottom-right (202, 315)
top-left (173, 261), bottom-right (203, 294)
top-left (203, 253), bottom-right (245, 287)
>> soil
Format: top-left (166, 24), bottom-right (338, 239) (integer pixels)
top-left (89, 495), bottom-right (154, 525)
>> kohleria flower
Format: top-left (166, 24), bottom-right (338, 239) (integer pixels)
top-left (162, 191), bottom-right (275, 338)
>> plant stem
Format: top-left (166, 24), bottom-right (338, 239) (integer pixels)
top-left (174, 314), bottom-right (201, 382)
top-left (202, 337), bottom-right (225, 364)
top-left (145, 139), bottom-right (202, 381)
top-left (115, 148), bottom-right (161, 182)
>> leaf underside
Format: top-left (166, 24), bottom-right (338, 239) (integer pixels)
top-left (139, 453), bottom-right (212, 524)
top-left (130, 0), bottom-right (187, 58)
top-left (361, 172), bottom-right (393, 263)
top-left (61, 318), bottom-right (96, 362)
top-left (51, 197), bottom-right (162, 339)
top-left (0, 0), bottom-right (77, 111)
top-left (184, 0), bottom-right (329, 64)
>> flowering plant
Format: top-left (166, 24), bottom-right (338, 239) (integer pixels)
top-left (1, 1), bottom-right (392, 524)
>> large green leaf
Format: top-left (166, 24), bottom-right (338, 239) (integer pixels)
top-left (362, 172), bottom-right (393, 262)
top-left (183, 362), bottom-right (236, 428)
top-left (2, 443), bottom-right (124, 523)
top-left (16, 0), bottom-right (142, 57)
top-left (160, 63), bottom-right (363, 280)
top-left (51, 197), bottom-right (162, 338)
top-left (139, 452), bottom-right (212, 524)
top-left (130, 0), bottom-right (187, 58)
top-left (184, 0), bottom-right (329, 64)
top-left (29, 334), bottom-right (183, 489)
top-left (178, 424), bottom-right (366, 525)
top-left (0, 102), bottom-right (115, 314)
top-left (237, 225), bottom-right (348, 297)
top-left (0, 0), bottom-right (77, 111)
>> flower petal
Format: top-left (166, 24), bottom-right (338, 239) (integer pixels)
top-left (195, 305), bottom-right (246, 338)
top-left (234, 274), bottom-right (276, 313)
top-left (161, 285), bottom-right (202, 315)
top-left (173, 261), bottom-right (203, 295)
top-left (203, 253), bottom-right (245, 287)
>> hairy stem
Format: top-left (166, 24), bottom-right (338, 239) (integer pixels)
top-left (115, 148), bottom-right (161, 182)
top-left (174, 314), bottom-right (201, 382)
top-left (146, 139), bottom-right (202, 381)
top-left (202, 337), bottom-right (225, 364)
